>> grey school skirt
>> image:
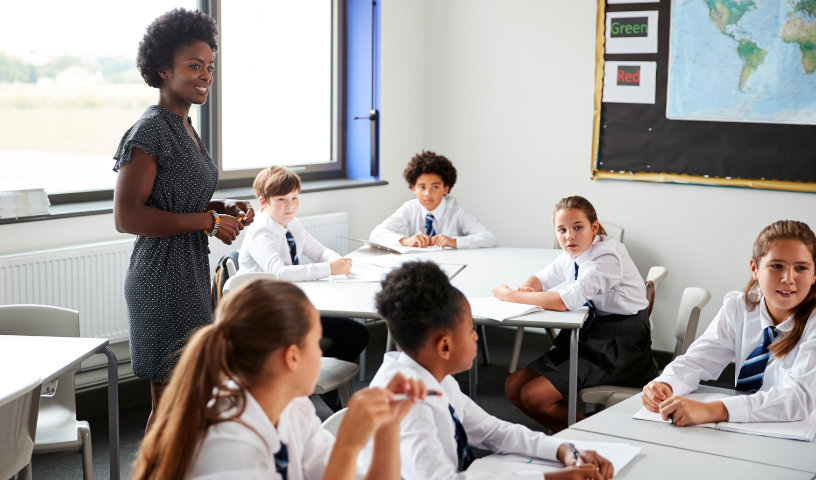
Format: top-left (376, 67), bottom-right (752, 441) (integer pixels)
top-left (526, 308), bottom-right (658, 396)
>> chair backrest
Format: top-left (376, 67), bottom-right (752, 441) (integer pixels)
top-left (646, 266), bottom-right (668, 286)
top-left (0, 374), bottom-right (41, 479)
top-left (321, 408), bottom-right (347, 437)
top-left (673, 287), bottom-right (712, 360)
top-left (212, 250), bottom-right (241, 308)
top-left (552, 220), bottom-right (624, 249)
top-left (645, 280), bottom-right (656, 317)
top-left (222, 272), bottom-right (278, 296)
top-left (0, 305), bottom-right (80, 338)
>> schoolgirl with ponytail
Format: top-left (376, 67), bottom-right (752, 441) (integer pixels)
top-left (132, 279), bottom-right (426, 480)
top-left (643, 220), bottom-right (816, 426)
top-left (495, 196), bottom-right (657, 433)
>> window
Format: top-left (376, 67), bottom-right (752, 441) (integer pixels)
top-left (0, 0), bottom-right (199, 197)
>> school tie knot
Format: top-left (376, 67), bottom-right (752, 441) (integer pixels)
top-left (736, 326), bottom-right (779, 392)
top-left (285, 231), bottom-right (299, 265)
top-left (448, 404), bottom-right (474, 471)
top-left (274, 442), bottom-right (289, 480)
top-left (425, 213), bottom-right (436, 237)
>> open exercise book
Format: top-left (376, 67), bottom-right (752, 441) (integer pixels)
top-left (342, 236), bottom-right (446, 254)
top-left (633, 392), bottom-right (816, 441)
top-left (468, 441), bottom-right (640, 475)
top-left (467, 297), bottom-right (543, 321)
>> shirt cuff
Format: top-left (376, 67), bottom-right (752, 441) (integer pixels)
top-left (720, 395), bottom-right (749, 423)
top-left (536, 439), bottom-right (562, 463)
top-left (559, 284), bottom-right (588, 311)
top-left (454, 236), bottom-right (470, 249)
top-left (315, 263), bottom-right (331, 280)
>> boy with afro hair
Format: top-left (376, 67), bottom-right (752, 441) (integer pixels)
top-left (359, 261), bottom-right (614, 480)
top-left (369, 151), bottom-right (498, 249)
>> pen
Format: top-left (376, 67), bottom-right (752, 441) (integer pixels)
top-left (568, 443), bottom-right (582, 466)
top-left (392, 390), bottom-right (441, 401)
top-left (668, 414), bottom-right (674, 425)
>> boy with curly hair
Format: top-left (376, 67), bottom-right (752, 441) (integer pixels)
top-left (369, 151), bottom-right (498, 249)
top-left (360, 262), bottom-right (614, 480)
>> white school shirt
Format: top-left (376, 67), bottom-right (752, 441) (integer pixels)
top-left (238, 212), bottom-right (341, 281)
top-left (369, 196), bottom-right (498, 249)
top-left (533, 235), bottom-right (648, 315)
top-left (359, 352), bottom-right (563, 480)
top-left (654, 291), bottom-right (816, 423)
top-left (187, 394), bottom-right (364, 480)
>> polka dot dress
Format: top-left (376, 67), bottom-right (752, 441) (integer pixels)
top-left (113, 105), bottom-right (218, 382)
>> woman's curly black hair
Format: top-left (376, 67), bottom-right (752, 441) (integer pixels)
top-left (375, 261), bottom-right (467, 354)
top-left (137, 8), bottom-right (219, 88)
top-left (403, 150), bottom-right (458, 190)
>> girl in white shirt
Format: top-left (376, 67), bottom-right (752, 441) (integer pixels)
top-left (642, 220), bottom-right (816, 426)
top-left (131, 279), bottom-right (426, 480)
top-left (493, 196), bottom-right (657, 433)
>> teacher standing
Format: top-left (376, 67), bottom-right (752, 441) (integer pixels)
top-left (113, 8), bottom-right (254, 433)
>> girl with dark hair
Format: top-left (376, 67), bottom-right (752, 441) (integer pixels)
top-left (113, 8), bottom-right (255, 433)
top-left (643, 220), bottom-right (816, 426)
top-left (494, 196), bottom-right (657, 432)
top-left (132, 279), bottom-right (425, 480)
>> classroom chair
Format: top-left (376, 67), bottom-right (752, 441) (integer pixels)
top-left (580, 286), bottom-right (711, 409)
top-left (0, 305), bottom-right (93, 480)
top-left (222, 272), bottom-right (361, 405)
top-left (0, 374), bottom-right (42, 480)
top-left (321, 407), bottom-right (348, 436)
top-left (645, 266), bottom-right (669, 334)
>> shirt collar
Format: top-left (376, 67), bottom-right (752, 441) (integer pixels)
top-left (260, 211), bottom-right (290, 234)
top-left (573, 235), bottom-right (601, 266)
top-left (394, 352), bottom-right (445, 393)
top-left (759, 295), bottom-right (794, 332)
top-left (422, 195), bottom-right (449, 218)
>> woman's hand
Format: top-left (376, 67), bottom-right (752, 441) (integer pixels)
top-left (641, 381), bottom-right (673, 412)
top-left (330, 258), bottom-right (352, 276)
top-left (224, 200), bottom-right (255, 226)
top-left (545, 465), bottom-right (605, 480)
top-left (557, 445), bottom-right (613, 480)
top-left (659, 397), bottom-right (728, 426)
top-left (214, 215), bottom-right (243, 245)
top-left (382, 372), bottom-right (427, 427)
top-left (492, 284), bottom-right (512, 301)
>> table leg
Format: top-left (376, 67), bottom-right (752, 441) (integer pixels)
top-left (102, 347), bottom-right (119, 480)
top-left (568, 328), bottom-right (578, 426)
top-left (469, 355), bottom-right (477, 400)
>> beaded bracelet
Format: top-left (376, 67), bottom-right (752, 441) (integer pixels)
top-left (205, 210), bottom-right (220, 237)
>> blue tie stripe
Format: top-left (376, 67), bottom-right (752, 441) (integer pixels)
top-left (286, 231), bottom-right (299, 266)
top-left (448, 404), bottom-right (474, 471)
top-left (736, 326), bottom-right (778, 392)
top-left (425, 213), bottom-right (436, 237)
top-left (275, 442), bottom-right (288, 480)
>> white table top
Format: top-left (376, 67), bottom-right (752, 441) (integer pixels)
top-left (0, 335), bottom-right (109, 384)
top-left (296, 247), bottom-right (587, 329)
top-left (553, 429), bottom-right (814, 480)
top-left (570, 385), bottom-right (816, 473)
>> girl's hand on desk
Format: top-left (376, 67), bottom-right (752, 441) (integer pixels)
top-left (557, 445), bottom-right (614, 480)
top-left (330, 257), bottom-right (352, 276)
top-left (491, 284), bottom-right (512, 301)
top-left (659, 396), bottom-right (728, 426)
top-left (641, 381), bottom-right (673, 412)
top-left (545, 465), bottom-right (606, 480)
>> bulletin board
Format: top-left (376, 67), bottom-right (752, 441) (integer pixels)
top-left (591, 0), bottom-right (816, 193)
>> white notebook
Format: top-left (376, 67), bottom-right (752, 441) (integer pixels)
top-left (467, 297), bottom-right (543, 321)
top-left (633, 392), bottom-right (816, 441)
top-left (468, 440), bottom-right (640, 475)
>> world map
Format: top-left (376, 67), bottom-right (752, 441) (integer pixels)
top-left (667, 0), bottom-right (816, 125)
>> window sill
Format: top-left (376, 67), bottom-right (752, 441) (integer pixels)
top-left (0, 178), bottom-right (388, 226)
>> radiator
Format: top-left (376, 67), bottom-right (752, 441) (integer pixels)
top-left (0, 240), bottom-right (133, 342)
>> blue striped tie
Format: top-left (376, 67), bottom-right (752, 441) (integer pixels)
top-left (425, 213), bottom-right (436, 237)
top-left (285, 231), bottom-right (299, 265)
top-left (275, 442), bottom-right (288, 480)
top-left (448, 404), bottom-right (474, 471)
top-left (736, 326), bottom-right (778, 392)
top-left (575, 262), bottom-right (595, 333)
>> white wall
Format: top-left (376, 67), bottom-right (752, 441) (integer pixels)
top-left (3, 0), bottom-right (814, 353)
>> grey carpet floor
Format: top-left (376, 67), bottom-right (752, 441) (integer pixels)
top-left (31, 324), bottom-right (563, 479)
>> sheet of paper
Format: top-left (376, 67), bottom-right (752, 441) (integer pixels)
top-left (384, 243), bottom-right (444, 254)
top-left (467, 297), bottom-right (543, 321)
top-left (632, 392), bottom-right (729, 428)
top-left (361, 254), bottom-right (414, 269)
top-left (323, 263), bottom-right (390, 283)
top-left (467, 455), bottom-right (560, 474)
top-left (717, 413), bottom-right (816, 442)
top-left (567, 440), bottom-right (641, 474)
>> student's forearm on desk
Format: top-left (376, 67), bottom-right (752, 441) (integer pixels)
top-left (520, 276), bottom-right (544, 291)
top-left (503, 291), bottom-right (567, 311)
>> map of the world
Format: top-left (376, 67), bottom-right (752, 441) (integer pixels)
top-left (667, 0), bottom-right (816, 125)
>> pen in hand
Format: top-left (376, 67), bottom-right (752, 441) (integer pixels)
top-left (392, 390), bottom-right (441, 401)
top-left (568, 443), bottom-right (582, 466)
top-left (668, 414), bottom-right (674, 425)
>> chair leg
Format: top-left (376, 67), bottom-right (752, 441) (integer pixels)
top-left (78, 422), bottom-right (93, 480)
top-left (338, 382), bottom-right (353, 408)
top-left (18, 462), bottom-right (32, 480)
top-left (479, 325), bottom-right (490, 366)
top-left (509, 327), bottom-right (525, 373)
top-left (359, 346), bottom-right (367, 381)
top-left (386, 329), bottom-right (394, 352)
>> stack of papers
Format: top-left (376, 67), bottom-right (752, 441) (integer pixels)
top-left (468, 440), bottom-right (640, 475)
top-left (467, 296), bottom-right (543, 321)
top-left (633, 392), bottom-right (816, 441)
top-left (0, 188), bottom-right (51, 219)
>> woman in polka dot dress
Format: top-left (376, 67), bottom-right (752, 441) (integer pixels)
top-left (113, 8), bottom-right (254, 433)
